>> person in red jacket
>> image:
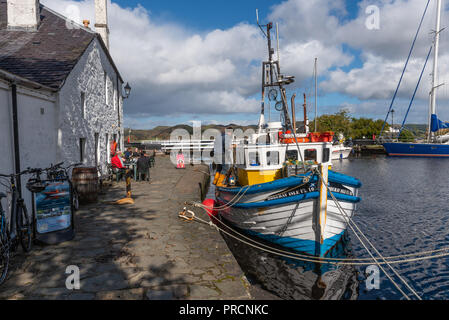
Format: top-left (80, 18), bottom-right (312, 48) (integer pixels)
top-left (111, 152), bottom-right (128, 181)
top-left (111, 152), bottom-right (125, 169)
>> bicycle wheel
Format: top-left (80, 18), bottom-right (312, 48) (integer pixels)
top-left (17, 204), bottom-right (32, 252)
top-left (0, 217), bottom-right (10, 285)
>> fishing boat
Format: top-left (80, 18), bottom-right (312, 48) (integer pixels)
top-left (209, 18), bottom-right (362, 257)
top-left (382, 0), bottom-right (449, 157)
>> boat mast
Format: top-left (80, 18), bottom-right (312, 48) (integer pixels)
top-left (256, 10), bottom-right (294, 133)
top-left (314, 57), bottom-right (318, 132)
top-left (429, 0), bottom-right (442, 142)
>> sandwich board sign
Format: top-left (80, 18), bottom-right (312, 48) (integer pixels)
top-left (33, 180), bottom-right (75, 244)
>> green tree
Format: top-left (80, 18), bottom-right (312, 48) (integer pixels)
top-left (350, 118), bottom-right (387, 139)
top-left (316, 109), bottom-right (351, 137)
top-left (398, 129), bottom-right (415, 142)
top-left (314, 109), bottom-right (389, 139)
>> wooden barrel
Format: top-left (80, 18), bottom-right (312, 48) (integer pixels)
top-left (72, 167), bottom-right (99, 204)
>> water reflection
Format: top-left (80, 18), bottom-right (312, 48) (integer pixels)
top-left (216, 220), bottom-right (360, 300)
top-left (206, 156), bottom-right (449, 300)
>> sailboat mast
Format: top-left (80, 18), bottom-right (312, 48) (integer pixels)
top-left (429, 0), bottom-right (442, 141)
top-left (314, 58), bottom-right (318, 132)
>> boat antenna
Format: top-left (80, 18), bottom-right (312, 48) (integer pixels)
top-left (276, 22), bottom-right (280, 64)
top-left (256, 9), bottom-right (267, 38)
top-left (255, 9), bottom-right (274, 64)
top-left (256, 9), bottom-right (294, 132)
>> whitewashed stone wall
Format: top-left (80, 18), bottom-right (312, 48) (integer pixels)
top-left (58, 38), bottom-right (124, 175)
top-left (0, 37), bottom-right (124, 213)
top-left (0, 79), bottom-right (57, 214)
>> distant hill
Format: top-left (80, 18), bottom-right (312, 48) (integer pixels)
top-left (125, 122), bottom-right (428, 141)
top-left (403, 124), bottom-right (427, 138)
top-left (124, 123), bottom-right (261, 141)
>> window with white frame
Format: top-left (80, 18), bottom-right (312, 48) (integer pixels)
top-left (248, 152), bottom-right (260, 166)
top-left (266, 151), bottom-right (279, 166)
top-left (304, 149), bottom-right (317, 161)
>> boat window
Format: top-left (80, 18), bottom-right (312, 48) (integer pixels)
top-left (286, 150), bottom-right (298, 161)
top-left (266, 151), bottom-right (279, 165)
top-left (248, 152), bottom-right (260, 166)
top-left (323, 148), bottom-right (330, 162)
top-left (304, 149), bottom-right (317, 161)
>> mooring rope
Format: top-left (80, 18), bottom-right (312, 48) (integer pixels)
top-left (184, 202), bottom-right (448, 301)
top-left (279, 97), bottom-right (422, 299)
top-left (182, 185), bottom-right (449, 301)
top-left (183, 203), bottom-right (449, 266)
top-left (312, 166), bottom-right (421, 300)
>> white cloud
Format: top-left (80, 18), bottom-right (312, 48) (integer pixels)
top-left (40, 0), bottom-right (449, 126)
top-left (335, 0), bottom-right (443, 60)
top-left (41, 0), bottom-right (356, 123)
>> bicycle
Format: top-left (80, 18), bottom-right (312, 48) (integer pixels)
top-left (27, 162), bottom-right (78, 245)
top-left (45, 162), bottom-right (82, 211)
top-left (0, 169), bottom-right (34, 285)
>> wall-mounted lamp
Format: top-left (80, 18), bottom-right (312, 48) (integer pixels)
top-left (123, 82), bottom-right (131, 99)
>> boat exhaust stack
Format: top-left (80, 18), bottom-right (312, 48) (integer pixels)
top-left (303, 93), bottom-right (309, 134)
top-left (291, 94), bottom-right (296, 133)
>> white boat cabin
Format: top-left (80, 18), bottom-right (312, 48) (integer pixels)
top-left (229, 122), bottom-right (333, 186)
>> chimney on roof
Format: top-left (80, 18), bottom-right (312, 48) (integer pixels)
top-left (7, 0), bottom-right (40, 31)
top-left (94, 0), bottom-right (109, 50)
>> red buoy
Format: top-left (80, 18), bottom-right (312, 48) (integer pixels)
top-left (202, 198), bottom-right (218, 218)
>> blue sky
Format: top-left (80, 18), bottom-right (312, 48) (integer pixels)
top-left (42, 0), bottom-right (449, 128)
top-left (116, 0), bottom-right (367, 127)
top-left (115, 0), bottom-right (297, 31)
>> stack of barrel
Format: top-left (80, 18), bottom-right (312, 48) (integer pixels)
top-left (72, 167), bottom-right (99, 204)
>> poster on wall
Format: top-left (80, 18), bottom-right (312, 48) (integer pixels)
top-left (34, 181), bottom-right (72, 234)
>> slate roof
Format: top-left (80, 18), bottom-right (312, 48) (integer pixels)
top-left (0, 1), bottom-right (121, 90)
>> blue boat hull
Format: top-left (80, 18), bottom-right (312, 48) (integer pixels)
top-left (383, 142), bottom-right (449, 157)
top-left (247, 228), bottom-right (346, 257)
top-left (216, 171), bottom-right (361, 257)
top-left (219, 214), bottom-right (349, 259)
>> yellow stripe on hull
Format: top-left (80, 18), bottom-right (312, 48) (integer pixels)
top-left (237, 168), bottom-right (282, 186)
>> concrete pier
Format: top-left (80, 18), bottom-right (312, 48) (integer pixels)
top-left (0, 155), bottom-right (276, 300)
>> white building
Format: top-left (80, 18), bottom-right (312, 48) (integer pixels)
top-left (0, 0), bottom-right (127, 208)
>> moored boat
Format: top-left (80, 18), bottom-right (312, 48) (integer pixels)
top-left (381, 0), bottom-right (449, 157)
top-left (331, 144), bottom-right (352, 160)
top-left (210, 18), bottom-right (362, 258)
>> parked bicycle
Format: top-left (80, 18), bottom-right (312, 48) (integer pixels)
top-left (45, 162), bottom-right (82, 211)
top-left (0, 169), bottom-right (34, 285)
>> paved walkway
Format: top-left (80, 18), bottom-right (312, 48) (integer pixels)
top-left (0, 155), bottom-right (276, 300)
